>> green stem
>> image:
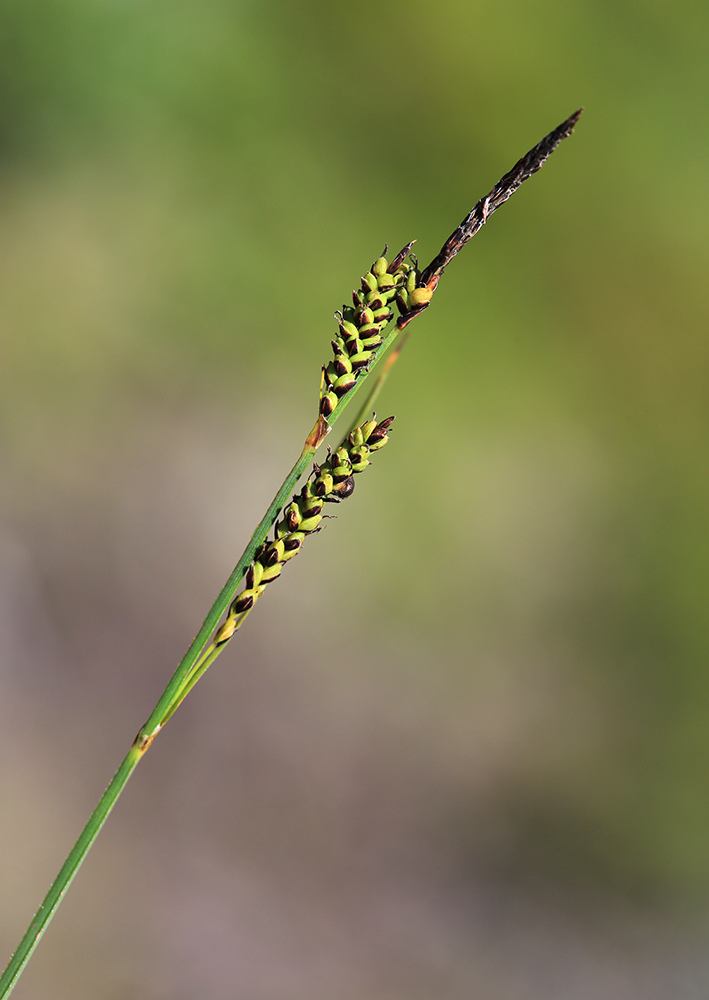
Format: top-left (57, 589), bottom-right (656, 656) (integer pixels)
top-left (0, 310), bottom-right (405, 1000)
top-left (167, 641), bottom-right (223, 714)
top-left (0, 746), bottom-right (142, 997)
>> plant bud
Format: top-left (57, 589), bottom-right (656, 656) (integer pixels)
top-left (332, 467), bottom-right (351, 484)
top-left (282, 532), bottom-right (304, 559)
top-left (339, 319), bottom-right (359, 341)
top-left (301, 495), bottom-right (324, 518)
top-left (313, 472), bottom-right (334, 496)
top-left (260, 562), bottom-right (282, 583)
top-left (367, 416), bottom-right (395, 449)
top-left (376, 272), bottom-right (395, 290)
top-left (285, 502), bottom-right (302, 531)
top-left (372, 256), bottom-right (388, 276)
top-left (332, 351), bottom-right (352, 376)
top-left (332, 474), bottom-right (355, 499)
top-left (299, 513), bottom-right (322, 533)
top-left (232, 590), bottom-right (255, 614)
top-left (215, 617), bottom-right (237, 645)
top-left (349, 351), bottom-right (372, 370)
top-left (349, 446), bottom-right (370, 472)
top-left (333, 446), bottom-right (351, 466)
top-left (320, 391), bottom-right (337, 416)
top-left (247, 561), bottom-right (265, 589)
top-left (357, 307), bottom-right (374, 326)
top-left (361, 272), bottom-right (378, 292)
top-left (333, 373), bottom-right (356, 395)
top-left (368, 433), bottom-right (388, 451)
top-left (265, 539), bottom-right (284, 565)
top-left (360, 419), bottom-right (378, 441)
top-left (408, 286), bottom-right (434, 308)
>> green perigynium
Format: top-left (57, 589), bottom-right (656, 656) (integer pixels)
top-left (214, 414), bottom-right (395, 645)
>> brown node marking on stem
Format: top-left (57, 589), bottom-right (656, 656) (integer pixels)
top-left (306, 415), bottom-right (331, 449)
top-left (132, 726), bottom-right (160, 753)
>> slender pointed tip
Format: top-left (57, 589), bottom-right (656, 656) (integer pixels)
top-left (551, 108), bottom-right (584, 145)
top-left (554, 108), bottom-right (584, 142)
top-left (419, 109), bottom-right (584, 287)
top-left (387, 239), bottom-right (417, 274)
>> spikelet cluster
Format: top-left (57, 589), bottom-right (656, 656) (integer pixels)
top-left (319, 243), bottom-right (419, 417)
top-left (214, 415), bottom-right (395, 645)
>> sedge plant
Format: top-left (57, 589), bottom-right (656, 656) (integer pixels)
top-left (0, 109), bottom-right (582, 998)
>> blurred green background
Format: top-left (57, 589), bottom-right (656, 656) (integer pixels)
top-left (2, 1), bottom-right (709, 997)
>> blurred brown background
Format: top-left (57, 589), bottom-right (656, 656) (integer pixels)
top-left (2, 1), bottom-right (709, 997)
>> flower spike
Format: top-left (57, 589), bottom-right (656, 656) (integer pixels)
top-left (215, 415), bottom-right (395, 645)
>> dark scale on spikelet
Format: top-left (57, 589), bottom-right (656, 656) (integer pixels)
top-left (224, 416), bottom-right (395, 628)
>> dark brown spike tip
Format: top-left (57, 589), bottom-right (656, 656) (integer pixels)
top-left (420, 109), bottom-right (583, 286)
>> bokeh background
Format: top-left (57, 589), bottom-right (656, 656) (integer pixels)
top-left (2, 1), bottom-right (709, 997)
